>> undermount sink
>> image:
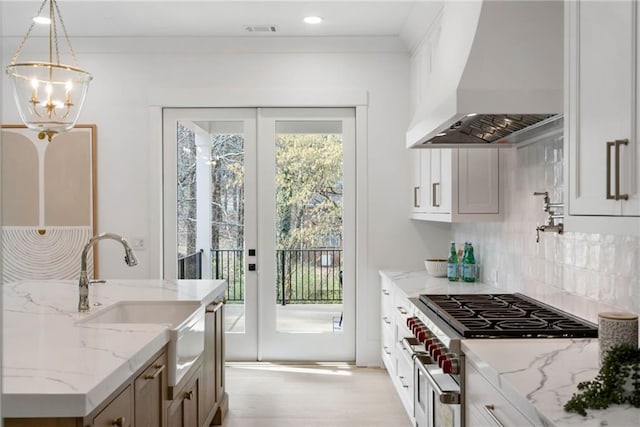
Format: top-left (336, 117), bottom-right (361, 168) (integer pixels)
top-left (79, 300), bottom-right (205, 386)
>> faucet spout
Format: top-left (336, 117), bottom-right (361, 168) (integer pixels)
top-left (79, 233), bottom-right (138, 312)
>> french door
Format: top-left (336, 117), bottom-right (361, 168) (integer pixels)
top-left (163, 107), bottom-right (355, 361)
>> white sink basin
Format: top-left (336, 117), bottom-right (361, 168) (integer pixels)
top-left (79, 300), bottom-right (205, 386)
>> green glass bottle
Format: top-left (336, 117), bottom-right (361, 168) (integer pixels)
top-left (447, 241), bottom-right (459, 282)
top-left (462, 243), bottom-right (476, 282)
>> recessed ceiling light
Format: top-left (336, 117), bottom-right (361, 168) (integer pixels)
top-left (304, 16), bottom-right (323, 25)
top-left (466, 113), bottom-right (478, 117)
top-left (33, 16), bottom-right (51, 25)
top-left (436, 133), bottom-right (447, 137)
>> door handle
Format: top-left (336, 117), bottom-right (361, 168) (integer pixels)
top-left (607, 139), bottom-right (629, 201)
top-left (143, 364), bottom-right (165, 380)
top-left (615, 139), bottom-right (629, 200)
top-left (414, 186), bottom-right (420, 208)
top-left (432, 182), bottom-right (440, 207)
top-left (606, 141), bottom-right (615, 200)
top-left (483, 404), bottom-right (505, 427)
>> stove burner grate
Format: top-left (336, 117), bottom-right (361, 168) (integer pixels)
top-left (418, 293), bottom-right (598, 338)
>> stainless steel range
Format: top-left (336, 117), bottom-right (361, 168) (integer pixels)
top-left (403, 293), bottom-right (598, 427)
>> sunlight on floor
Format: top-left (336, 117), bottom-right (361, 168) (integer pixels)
top-left (228, 362), bottom-right (353, 376)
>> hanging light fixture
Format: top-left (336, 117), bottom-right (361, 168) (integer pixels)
top-left (5, 0), bottom-right (92, 142)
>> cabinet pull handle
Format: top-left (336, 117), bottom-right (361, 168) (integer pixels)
top-left (184, 390), bottom-right (194, 400)
top-left (606, 141), bottom-right (615, 200)
top-left (432, 182), bottom-right (440, 207)
top-left (414, 186), bottom-right (420, 208)
top-left (206, 300), bottom-right (224, 313)
top-left (382, 289), bottom-right (390, 296)
top-left (483, 404), bottom-right (505, 427)
top-left (383, 346), bottom-right (392, 355)
top-left (615, 139), bottom-right (629, 200)
top-left (382, 316), bottom-right (391, 325)
top-left (111, 417), bottom-right (125, 427)
top-left (397, 306), bottom-right (408, 315)
top-left (144, 364), bottom-right (165, 380)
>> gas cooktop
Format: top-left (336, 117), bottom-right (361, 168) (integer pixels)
top-left (418, 293), bottom-right (598, 338)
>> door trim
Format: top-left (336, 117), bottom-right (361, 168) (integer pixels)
top-left (152, 89), bottom-right (369, 364)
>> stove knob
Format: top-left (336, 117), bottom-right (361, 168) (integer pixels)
top-left (412, 324), bottom-right (422, 336)
top-left (416, 329), bottom-right (426, 342)
top-left (407, 317), bottom-right (418, 330)
top-left (411, 321), bottom-right (422, 334)
top-left (442, 358), bottom-right (459, 375)
top-left (437, 353), bottom-right (449, 368)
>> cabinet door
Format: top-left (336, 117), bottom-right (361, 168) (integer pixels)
top-left (570, 0), bottom-right (633, 216)
top-left (201, 304), bottom-right (217, 425)
top-left (93, 385), bottom-right (133, 427)
top-left (457, 149), bottom-right (499, 214)
top-left (214, 302), bottom-right (225, 403)
top-left (135, 351), bottom-right (167, 427)
top-left (167, 370), bottom-right (200, 427)
top-left (412, 150), bottom-right (426, 214)
top-left (623, 0), bottom-right (640, 216)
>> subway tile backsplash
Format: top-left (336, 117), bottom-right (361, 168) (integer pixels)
top-left (451, 134), bottom-right (640, 323)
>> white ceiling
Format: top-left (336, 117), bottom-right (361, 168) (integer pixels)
top-left (0, 0), bottom-right (441, 49)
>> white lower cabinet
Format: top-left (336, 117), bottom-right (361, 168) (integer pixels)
top-left (465, 359), bottom-right (535, 426)
top-left (379, 274), bottom-right (415, 424)
top-left (411, 148), bottom-right (501, 222)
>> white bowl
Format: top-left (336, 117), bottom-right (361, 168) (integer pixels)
top-left (425, 259), bottom-right (448, 277)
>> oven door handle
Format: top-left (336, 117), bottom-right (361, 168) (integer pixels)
top-left (416, 359), bottom-right (460, 405)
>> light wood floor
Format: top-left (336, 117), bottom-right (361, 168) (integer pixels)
top-left (222, 363), bottom-right (412, 427)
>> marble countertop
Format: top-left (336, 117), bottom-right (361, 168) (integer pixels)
top-left (379, 269), bottom-right (505, 297)
top-left (463, 339), bottom-right (640, 426)
top-left (380, 269), bottom-right (640, 426)
top-left (2, 279), bottom-right (226, 418)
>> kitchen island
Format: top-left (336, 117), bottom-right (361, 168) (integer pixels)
top-left (380, 269), bottom-right (640, 427)
top-left (3, 279), bottom-right (227, 424)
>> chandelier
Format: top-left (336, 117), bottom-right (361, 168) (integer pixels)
top-left (5, 0), bottom-right (92, 142)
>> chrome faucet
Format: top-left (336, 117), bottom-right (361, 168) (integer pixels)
top-left (533, 191), bottom-right (564, 243)
top-left (78, 233), bottom-right (138, 312)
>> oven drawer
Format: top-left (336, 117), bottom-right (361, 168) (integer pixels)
top-left (466, 361), bottom-right (535, 426)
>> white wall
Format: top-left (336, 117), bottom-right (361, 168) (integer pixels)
top-left (1, 36), bottom-right (451, 365)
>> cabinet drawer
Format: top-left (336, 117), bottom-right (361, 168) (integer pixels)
top-left (466, 362), bottom-right (534, 426)
top-left (93, 385), bottom-right (133, 427)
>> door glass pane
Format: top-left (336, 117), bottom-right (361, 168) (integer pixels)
top-left (176, 120), bottom-right (246, 333)
top-left (274, 120), bottom-right (344, 333)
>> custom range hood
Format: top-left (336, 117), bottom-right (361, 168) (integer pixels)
top-left (407, 0), bottom-right (563, 148)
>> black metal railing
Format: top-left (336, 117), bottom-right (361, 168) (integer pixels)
top-left (212, 249), bottom-right (244, 302)
top-left (276, 249), bottom-right (342, 305)
top-left (177, 249), bottom-right (203, 280)
top-left (209, 248), bottom-right (342, 305)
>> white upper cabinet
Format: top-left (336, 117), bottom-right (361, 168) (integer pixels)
top-left (411, 148), bottom-right (500, 223)
top-left (566, 0), bottom-right (640, 234)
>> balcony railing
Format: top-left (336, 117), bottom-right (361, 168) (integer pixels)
top-left (207, 248), bottom-right (342, 305)
top-left (177, 249), bottom-right (203, 280)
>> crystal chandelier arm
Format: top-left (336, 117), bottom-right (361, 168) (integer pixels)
top-left (10, 0), bottom-right (49, 64)
top-left (53, 0), bottom-right (81, 68)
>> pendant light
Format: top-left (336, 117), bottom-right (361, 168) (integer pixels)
top-left (5, 0), bottom-right (92, 142)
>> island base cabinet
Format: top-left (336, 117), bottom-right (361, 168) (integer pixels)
top-left (465, 360), bottom-right (535, 426)
top-left (200, 300), bottom-right (226, 426)
top-left (93, 386), bottom-right (133, 427)
top-left (134, 351), bottom-right (168, 427)
top-left (167, 366), bottom-right (201, 427)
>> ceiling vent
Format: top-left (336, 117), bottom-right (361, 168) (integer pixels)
top-left (245, 25), bottom-right (278, 33)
